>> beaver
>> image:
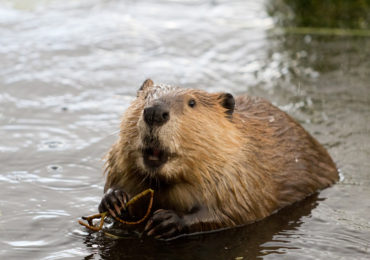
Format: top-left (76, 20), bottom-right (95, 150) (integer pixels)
top-left (99, 79), bottom-right (338, 239)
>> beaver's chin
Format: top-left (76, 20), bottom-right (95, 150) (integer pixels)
top-left (142, 147), bottom-right (173, 170)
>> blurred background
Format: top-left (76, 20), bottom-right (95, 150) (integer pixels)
top-left (0, 0), bottom-right (369, 259)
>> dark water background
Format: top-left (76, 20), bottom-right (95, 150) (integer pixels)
top-left (0, 0), bottom-right (369, 259)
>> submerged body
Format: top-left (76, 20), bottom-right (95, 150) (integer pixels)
top-left (99, 79), bottom-right (338, 238)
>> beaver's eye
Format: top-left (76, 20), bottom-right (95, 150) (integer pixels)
top-left (188, 99), bottom-right (196, 108)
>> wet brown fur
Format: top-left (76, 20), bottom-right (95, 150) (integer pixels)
top-left (104, 79), bottom-right (338, 232)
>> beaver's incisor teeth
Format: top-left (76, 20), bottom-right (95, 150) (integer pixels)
top-left (148, 155), bottom-right (159, 161)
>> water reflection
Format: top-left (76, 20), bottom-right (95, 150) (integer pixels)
top-left (82, 195), bottom-right (320, 259)
top-left (267, 0), bottom-right (370, 29)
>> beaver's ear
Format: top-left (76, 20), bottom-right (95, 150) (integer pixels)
top-left (219, 93), bottom-right (235, 115)
top-left (137, 79), bottom-right (154, 96)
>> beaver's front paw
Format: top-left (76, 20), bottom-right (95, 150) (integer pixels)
top-left (144, 209), bottom-right (186, 239)
top-left (98, 188), bottom-right (129, 218)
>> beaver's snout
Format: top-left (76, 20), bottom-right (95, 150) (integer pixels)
top-left (143, 103), bottom-right (170, 127)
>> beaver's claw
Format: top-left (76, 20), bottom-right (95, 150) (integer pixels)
top-left (98, 188), bottom-right (129, 218)
top-left (144, 209), bottom-right (186, 239)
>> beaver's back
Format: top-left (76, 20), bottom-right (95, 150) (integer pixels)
top-left (235, 95), bottom-right (338, 209)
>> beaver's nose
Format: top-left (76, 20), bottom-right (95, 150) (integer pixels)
top-left (143, 104), bottom-right (170, 127)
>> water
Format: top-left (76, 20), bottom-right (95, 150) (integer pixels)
top-left (0, 0), bottom-right (369, 259)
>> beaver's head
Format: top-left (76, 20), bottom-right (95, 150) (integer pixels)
top-left (120, 79), bottom-right (241, 184)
